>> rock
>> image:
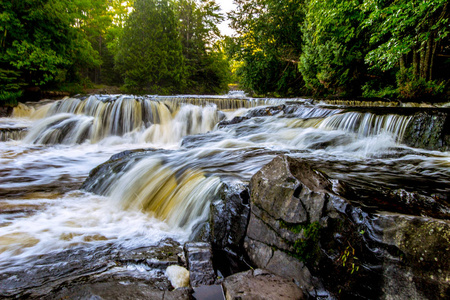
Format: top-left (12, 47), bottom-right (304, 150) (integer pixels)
top-left (222, 269), bottom-right (306, 300)
top-left (243, 155), bottom-right (450, 299)
top-left (402, 110), bottom-right (449, 151)
top-left (184, 242), bottom-right (216, 287)
top-left (81, 148), bottom-right (168, 194)
top-left (0, 239), bottom-right (185, 298)
top-left (42, 282), bottom-right (192, 300)
top-left (166, 265), bottom-right (190, 289)
top-left (217, 105), bottom-right (285, 128)
top-left (0, 106), bottom-right (13, 117)
top-left (211, 182), bottom-right (250, 251)
top-left (0, 127), bottom-right (28, 142)
top-left (210, 182), bottom-right (251, 276)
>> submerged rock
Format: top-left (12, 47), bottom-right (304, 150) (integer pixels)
top-left (243, 155), bottom-right (450, 299)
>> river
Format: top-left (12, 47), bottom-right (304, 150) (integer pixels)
top-left (0, 95), bottom-right (449, 297)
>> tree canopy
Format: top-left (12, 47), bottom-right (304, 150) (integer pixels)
top-left (0, 0), bottom-right (230, 102)
top-left (1, 0), bottom-right (448, 102)
top-left (228, 0), bottom-right (449, 100)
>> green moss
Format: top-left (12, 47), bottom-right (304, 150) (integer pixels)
top-left (289, 221), bottom-right (321, 263)
top-left (279, 220), bottom-right (305, 234)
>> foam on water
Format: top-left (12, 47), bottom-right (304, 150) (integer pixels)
top-left (1, 95), bottom-right (449, 288)
top-left (0, 191), bottom-right (187, 268)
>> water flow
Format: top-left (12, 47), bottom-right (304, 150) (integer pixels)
top-left (318, 112), bottom-right (413, 141)
top-left (105, 157), bottom-right (222, 229)
top-left (1, 95), bottom-right (449, 296)
top-left (22, 96), bottom-right (227, 145)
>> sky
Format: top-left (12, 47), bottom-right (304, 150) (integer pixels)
top-left (216, 0), bottom-right (236, 36)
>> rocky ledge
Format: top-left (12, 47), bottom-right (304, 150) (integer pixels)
top-left (216, 155), bottom-right (450, 299)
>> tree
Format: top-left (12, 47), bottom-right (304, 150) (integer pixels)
top-left (115, 0), bottom-right (185, 93)
top-left (228, 0), bottom-right (305, 96)
top-left (299, 0), bottom-right (368, 97)
top-left (176, 0), bottom-right (229, 94)
top-left (363, 0), bottom-right (449, 99)
top-left (0, 0), bottom-right (106, 96)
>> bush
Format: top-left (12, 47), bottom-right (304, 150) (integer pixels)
top-left (0, 91), bottom-right (22, 107)
top-left (397, 68), bottom-right (448, 101)
top-left (362, 83), bottom-right (398, 100)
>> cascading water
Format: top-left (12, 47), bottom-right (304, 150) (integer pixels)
top-left (1, 94), bottom-right (449, 297)
top-left (317, 112), bottom-right (413, 141)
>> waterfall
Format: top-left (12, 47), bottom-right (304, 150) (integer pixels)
top-left (84, 156), bottom-right (222, 230)
top-left (318, 112), bottom-right (413, 141)
top-left (159, 96), bottom-right (283, 110)
top-left (23, 114), bottom-right (94, 144)
top-left (0, 128), bottom-right (28, 142)
top-left (12, 103), bottom-right (35, 118)
top-left (22, 96), bottom-right (226, 145)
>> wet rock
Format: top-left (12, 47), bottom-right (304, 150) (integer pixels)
top-left (211, 182), bottom-right (250, 251)
top-left (210, 182), bottom-right (251, 276)
top-left (0, 239), bottom-right (185, 299)
top-left (181, 133), bottom-right (226, 148)
top-left (403, 110), bottom-right (450, 151)
top-left (81, 148), bottom-right (166, 193)
top-left (244, 155), bottom-right (450, 299)
top-left (0, 127), bottom-right (28, 141)
top-left (217, 116), bottom-right (250, 128)
top-left (0, 106), bottom-right (13, 117)
top-left (42, 282), bottom-right (192, 300)
top-left (222, 269), bottom-right (305, 300)
top-left (246, 104), bottom-right (285, 117)
top-left (184, 242), bottom-right (216, 287)
top-left (217, 105), bottom-right (285, 128)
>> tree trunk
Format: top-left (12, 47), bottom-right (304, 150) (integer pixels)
top-left (413, 48), bottom-right (420, 78)
top-left (429, 37), bottom-right (438, 81)
top-left (422, 35), bottom-right (433, 81)
top-left (399, 55), bottom-right (406, 73)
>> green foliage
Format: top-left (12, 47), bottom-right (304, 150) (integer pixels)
top-left (0, 68), bottom-right (25, 106)
top-left (0, 91), bottom-right (22, 107)
top-left (115, 0), bottom-right (185, 93)
top-left (299, 0), bottom-right (368, 97)
top-left (361, 83), bottom-right (398, 99)
top-left (0, 0), bottom-right (106, 92)
top-left (397, 68), bottom-right (447, 100)
top-left (228, 0), bottom-right (305, 96)
top-left (363, 0), bottom-right (449, 76)
top-left (176, 0), bottom-right (229, 94)
top-left (286, 221), bottom-right (321, 263)
top-left (113, 0), bottom-right (229, 94)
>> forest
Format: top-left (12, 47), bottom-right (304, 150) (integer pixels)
top-left (1, 0), bottom-right (449, 104)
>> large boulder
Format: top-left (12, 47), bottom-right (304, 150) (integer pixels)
top-left (244, 155), bottom-right (450, 299)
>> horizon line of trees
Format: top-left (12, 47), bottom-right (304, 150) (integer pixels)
top-left (227, 0), bottom-right (449, 101)
top-left (1, 0), bottom-right (449, 105)
top-left (0, 0), bottom-right (230, 105)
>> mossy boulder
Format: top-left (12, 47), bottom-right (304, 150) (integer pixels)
top-left (244, 155), bottom-right (450, 299)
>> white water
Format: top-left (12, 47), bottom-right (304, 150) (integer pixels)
top-left (0, 95), bottom-right (449, 293)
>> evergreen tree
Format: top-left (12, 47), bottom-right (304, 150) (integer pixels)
top-left (115, 0), bottom-right (185, 93)
top-left (176, 0), bottom-right (229, 94)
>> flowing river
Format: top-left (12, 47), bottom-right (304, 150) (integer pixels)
top-left (0, 95), bottom-right (449, 297)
